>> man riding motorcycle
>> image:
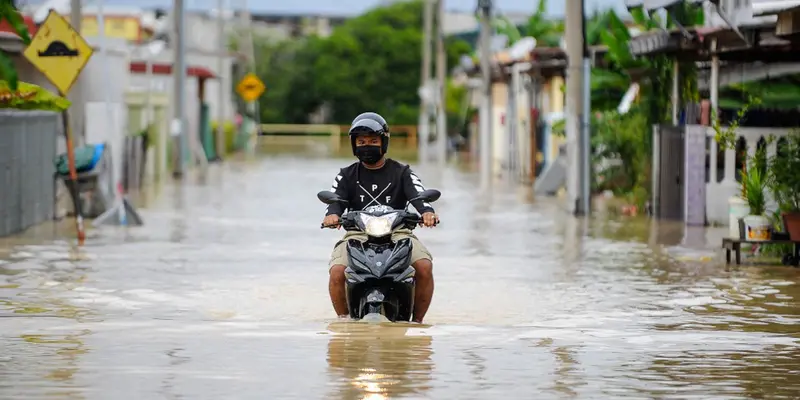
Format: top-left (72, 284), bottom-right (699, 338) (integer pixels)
top-left (322, 112), bottom-right (438, 323)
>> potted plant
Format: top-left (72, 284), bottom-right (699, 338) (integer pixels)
top-left (741, 160), bottom-right (770, 241)
top-left (768, 130), bottom-right (800, 240)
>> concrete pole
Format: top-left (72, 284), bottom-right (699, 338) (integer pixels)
top-left (69, 0), bottom-right (81, 31)
top-left (419, 0), bottom-right (434, 163)
top-left (506, 63), bottom-right (522, 178)
top-left (172, 0), bottom-right (187, 177)
top-left (68, 0), bottom-right (83, 146)
top-left (579, 0), bottom-right (591, 215)
top-left (580, 57), bottom-right (591, 215)
top-left (708, 38), bottom-right (719, 184)
top-left (215, 0), bottom-right (227, 160)
top-left (240, 0), bottom-right (257, 155)
top-left (478, 0), bottom-right (492, 188)
top-left (505, 68), bottom-right (513, 175)
top-left (144, 48), bottom-right (154, 127)
top-left (565, 0), bottom-right (583, 214)
top-left (671, 61), bottom-right (680, 125)
top-left (434, 0), bottom-right (447, 163)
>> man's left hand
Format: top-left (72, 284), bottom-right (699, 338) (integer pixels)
top-left (421, 212), bottom-right (438, 227)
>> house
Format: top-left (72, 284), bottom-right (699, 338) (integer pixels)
top-left (458, 46), bottom-right (570, 180)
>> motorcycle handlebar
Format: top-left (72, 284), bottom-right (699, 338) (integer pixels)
top-left (319, 211), bottom-right (439, 229)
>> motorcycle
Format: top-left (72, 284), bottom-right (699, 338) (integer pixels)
top-left (318, 188), bottom-right (441, 322)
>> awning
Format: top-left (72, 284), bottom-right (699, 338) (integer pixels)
top-left (0, 15), bottom-right (37, 36)
top-left (752, 0), bottom-right (800, 16)
top-left (129, 62), bottom-right (217, 79)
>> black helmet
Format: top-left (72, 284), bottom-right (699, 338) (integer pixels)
top-left (348, 112), bottom-right (390, 155)
top-left (352, 112), bottom-right (389, 133)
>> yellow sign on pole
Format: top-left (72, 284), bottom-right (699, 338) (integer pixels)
top-left (236, 73), bottom-right (266, 102)
top-left (22, 10), bottom-right (92, 246)
top-left (23, 10), bottom-right (94, 95)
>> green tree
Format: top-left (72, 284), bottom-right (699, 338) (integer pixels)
top-left (0, 0), bottom-right (31, 90)
top-left (587, 2), bottom-right (703, 205)
top-left (522, 0), bottom-right (563, 47)
top-left (258, 0), bottom-right (471, 126)
top-left (593, 3), bottom-right (703, 119)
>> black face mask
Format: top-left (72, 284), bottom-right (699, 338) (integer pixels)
top-left (355, 145), bottom-right (383, 164)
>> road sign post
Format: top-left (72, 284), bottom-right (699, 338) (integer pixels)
top-left (23, 10), bottom-right (94, 245)
top-left (235, 73), bottom-right (264, 153)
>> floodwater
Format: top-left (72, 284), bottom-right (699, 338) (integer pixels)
top-left (2, 145), bottom-right (800, 399)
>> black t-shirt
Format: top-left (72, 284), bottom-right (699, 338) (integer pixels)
top-left (324, 159), bottom-right (435, 216)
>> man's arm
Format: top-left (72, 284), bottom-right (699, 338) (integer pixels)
top-left (402, 166), bottom-right (435, 214)
top-left (325, 169), bottom-right (349, 216)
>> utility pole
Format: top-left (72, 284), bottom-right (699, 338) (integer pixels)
top-left (419, 0), bottom-right (434, 163)
top-left (434, 0), bottom-right (447, 163)
top-left (215, 0), bottom-right (227, 161)
top-left (477, 0), bottom-right (492, 188)
top-left (239, 0), bottom-right (257, 155)
top-left (68, 0), bottom-right (83, 146)
top-left (579, 0), bottom-right (591, 216)
top-left (565, 0), bottom-right (590, 215)
top-left (172, 0), bottom-right (187, 177)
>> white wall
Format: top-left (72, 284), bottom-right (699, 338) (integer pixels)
top-left (137, 50), bottom-right (236, 124)
top-left (84, 37), bottom-right (131, 104)
top-left (705, 0), bottom-right (776, 26)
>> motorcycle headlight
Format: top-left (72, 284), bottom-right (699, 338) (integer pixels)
top-left (359, 213), bottom-right (398, 237)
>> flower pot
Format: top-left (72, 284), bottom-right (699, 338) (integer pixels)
top-left (782, 212), bottom-right (800, 241)
top-left (728, 197), bottom-right (750, 238)
top-left (743, 215), bottom-right (771, 241)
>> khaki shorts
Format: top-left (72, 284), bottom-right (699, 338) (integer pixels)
top-left (329, 228), bottom-right (432, 268)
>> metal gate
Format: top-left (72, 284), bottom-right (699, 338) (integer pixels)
top-left (657, 125), bottom-right (685, 220)
top-left (0, 111), bottom-right (59, 237)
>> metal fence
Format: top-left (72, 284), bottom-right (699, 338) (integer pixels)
top-left (0, 111), bottom-right (59, 237)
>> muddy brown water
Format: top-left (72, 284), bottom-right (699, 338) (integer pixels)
top-left (1, 148), bottom-right (799, 399)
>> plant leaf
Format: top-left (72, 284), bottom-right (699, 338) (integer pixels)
top-left (0, 52), bottom-right (19, 91)
top-left (0, 80), bottom-right (72, 111)
top-left (2, 5), bottom-right (31, 44)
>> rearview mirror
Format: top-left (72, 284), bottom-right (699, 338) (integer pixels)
top-left (410, 189), bottom-right (441, 203)
top-left (317, 190), bottom-right (348, 205)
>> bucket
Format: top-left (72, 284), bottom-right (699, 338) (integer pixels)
top-left (728, 197), bottom-right (749, 238)
top-left (743, 215), bottom-right (771, 241)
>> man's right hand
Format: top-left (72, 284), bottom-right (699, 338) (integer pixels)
top-left (322, 214), bottom-right (341, 229)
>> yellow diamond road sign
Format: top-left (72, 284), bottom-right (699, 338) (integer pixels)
top-left (23, 10), bottom-right (94, 95)
top-left (236, 73), bottom-right (265, 102)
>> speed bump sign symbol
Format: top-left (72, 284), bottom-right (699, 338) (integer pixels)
top-left (23, 10), bottom-right (94, 95)
top-left (236, 73), bottom-right (265, 102)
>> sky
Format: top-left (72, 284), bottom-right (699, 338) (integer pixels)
top-left (34, 0), bottom-right (630, 17)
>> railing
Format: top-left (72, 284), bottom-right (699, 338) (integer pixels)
top-left (259, 124), bottom-right (419, 152)
top-left (0, 111), bottom-right (59, 237)
top-left (704, 126), bottom-right (793, 224)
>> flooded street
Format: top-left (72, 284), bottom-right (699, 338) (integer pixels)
top-left (2, 151), bottom-right (800, 399)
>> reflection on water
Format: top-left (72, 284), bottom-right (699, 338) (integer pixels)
top-left (0, 330), bottom-right (91, 399)
top-left (0, 150), bottom-right (799, 398)
top-left (326, 322), bottom-right (433, 399)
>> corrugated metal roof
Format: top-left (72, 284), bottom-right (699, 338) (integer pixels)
top-left (624, 0), bottom-right (704, 11)
top-left (752, 0), bottom-right (800, 16)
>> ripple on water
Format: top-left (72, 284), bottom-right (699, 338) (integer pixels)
top-left (1, 158), bottom-right (800, 398)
